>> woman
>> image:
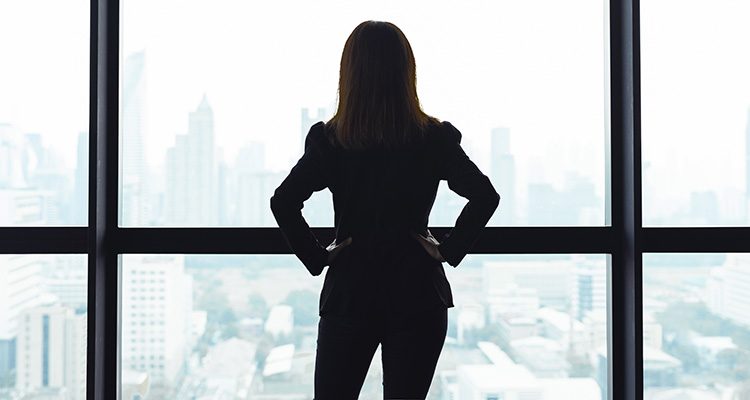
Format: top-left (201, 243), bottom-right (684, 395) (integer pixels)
top-left (270, 20), bottom-right (500, 400)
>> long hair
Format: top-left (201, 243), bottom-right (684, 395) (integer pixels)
top-left (326, 20), bottom-right (440, 150)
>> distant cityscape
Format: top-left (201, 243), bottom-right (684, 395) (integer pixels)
top-left (4, 52), bottom-right (750, 228)
top-left (2, 47), bottom-right (750, 400)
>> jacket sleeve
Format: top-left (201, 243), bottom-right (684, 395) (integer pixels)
top-left (270, 122), bottom-right (330, 276)
top-left (436, 121), bottom-right (501, 267)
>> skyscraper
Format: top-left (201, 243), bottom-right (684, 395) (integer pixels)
top-left (571, 261), bottom-right (606, 321)
top-left (0, 255), bottom-right (44, 388)
top-left (72, 131), bottom-right (87, 225)
top-left (235, 142), bottom-right (283, 226)
top-left (121, 50), bottom-right (148, 226)
top-left (121, 255), bottom-right (193, 397)
top-left (0, 124), bottom-right (29, 189)
top-left (165, 95), bottom-right (218, 225)
top-left (15, 303), bottom-right (87, 400)
top-left (707, 253), bottom-right (750, 328)
top-left (490, 127), bottom-right (516, 225)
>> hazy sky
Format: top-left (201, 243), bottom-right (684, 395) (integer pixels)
top-left (118, 0), bottom-right (607, 187)
top-left (2, 0), bottom-right (749, 222)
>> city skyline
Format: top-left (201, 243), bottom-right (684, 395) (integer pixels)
top-left (5, 252), bottom-right (750, 399)
top-left (4, 92), bottom-right (750, 227)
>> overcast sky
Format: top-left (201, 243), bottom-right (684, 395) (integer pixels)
top-left (2, 0), bottom-right (749, 222)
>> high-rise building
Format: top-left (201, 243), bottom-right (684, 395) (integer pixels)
top-left (72, 132), bottom-right (87, 225)
top-left (238, 170), bottom-right (286, 226)
top-left (0, 124), bottom-right (28, 189)
top-left (45, 256), bottom-right (88, 311)
top-left (217, 157), bottom-right (230, 225)
top-left (21, 133), bottom-right (44, 186)
top-left (121, 50), bottom-right (148, 226)
top-left (120, 255), bottom-right (193, 396)
top-left (706, 253), bottom-right (750, 328)
top-left (0, 128), bottom-right (66, 224)
top-left (0, 257), bottom-right (44, 338)
top-left (0, 255), bottom-right (44, 388)
top-left (0, 125), bottom-right (53, 225)
top-left (23, 153), bottom-right (66, 225)
top-left (165, 95), bottom-right (218, 225)
top-left (0, 189), bottom-right (48, 225)
top-left (15, 303), bottom-right (87, 400)
top-left (482, 259), bottom-right (572, 310)
top-left (490, 127), bottom-right (516, 225)
top-left (234, 142), bottom-right (274, 226)
top-left (571, 261), bottom-right (606, 321)
top-left (563, 171), bottom-right (599, 225)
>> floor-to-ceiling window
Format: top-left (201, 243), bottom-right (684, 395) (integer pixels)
top-left (0, 0), bottom-right (89, 398)
top-left (2, 0), bottom-right (746, 399)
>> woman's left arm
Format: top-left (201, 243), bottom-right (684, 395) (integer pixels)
top-left (270, 122), bottom-right (330, 276)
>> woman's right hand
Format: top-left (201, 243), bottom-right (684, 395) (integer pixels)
top-left (326, 237), bottom-right (353, 265)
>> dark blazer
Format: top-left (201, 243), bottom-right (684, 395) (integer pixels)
top-left (270, 120), bottom-right (500, 316)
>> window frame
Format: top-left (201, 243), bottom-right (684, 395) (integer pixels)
top-left (3, 0), bottom-right (748, 399)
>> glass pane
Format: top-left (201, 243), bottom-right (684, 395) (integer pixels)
top-left (120, 0), bottom-right (609, 227)
top-left (120, 254), bottom-right (608, 399)
top-left (641, 1), bottom-right (750, 226)
top-left (0, 1), bottom-right (89, 226)
top-left (0, 255), bottom-right (87, 399)
top-left (643, 253), bottom-right (750, 397)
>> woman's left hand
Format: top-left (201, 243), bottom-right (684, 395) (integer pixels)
top-left (410, 230), bottom-right (445, 262)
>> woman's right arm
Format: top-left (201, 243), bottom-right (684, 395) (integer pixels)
top-left (436, 122), bottom-right (501, 267)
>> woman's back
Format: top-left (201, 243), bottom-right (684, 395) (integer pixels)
top-left (322, 120), bottom-right (446, 245)
top-left (271, 118), bottom-right (499, 282)
top-left (270, 19), bottom-right (500, 400)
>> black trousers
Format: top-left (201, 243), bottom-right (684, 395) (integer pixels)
top-left (314, 304), bottom-right (448, 400)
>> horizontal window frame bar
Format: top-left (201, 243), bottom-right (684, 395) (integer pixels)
top-left (0, 227), bottom-right (87, 253)
top-left (2, 227), bottom-right (750, 255)
top-left (641, 227), bottom-right (750, 252)
top-left (111, 226), bottom-right (615, 254)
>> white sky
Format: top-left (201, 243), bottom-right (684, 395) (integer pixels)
top-left (1, 0), bottom-right (749, 221)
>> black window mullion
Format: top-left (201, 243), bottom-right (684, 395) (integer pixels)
top-left (87, 0), bottom-right (120, 398)
top-left (609, 0), bottom-right (643, 399)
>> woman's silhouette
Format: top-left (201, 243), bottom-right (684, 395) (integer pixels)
top-left (270, 20), bottom-right (500, 399)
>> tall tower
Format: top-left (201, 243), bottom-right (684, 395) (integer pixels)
top-left (72, 132), bottom-right (87, 225)
top-left (189, 95), bottom-right (217, 225)
top-left (235, 142), bottom-right (267, 226)
top-left (490, 127), bottom-right (516, 225)
top-left (166, 95), bottom-right (218, 225)
top-left (120, 50), bottom-right (147, 226)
